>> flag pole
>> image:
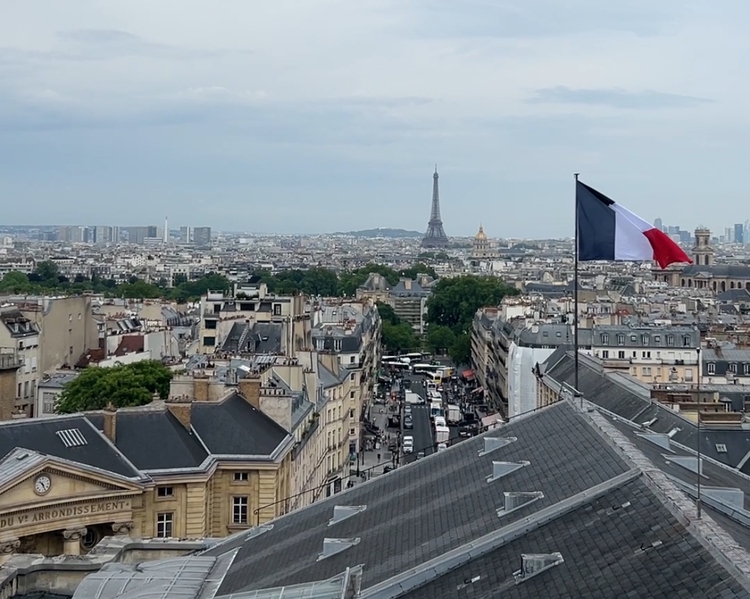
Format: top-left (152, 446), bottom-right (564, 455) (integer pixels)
top-left (574, 173), bottom-right (580, 394)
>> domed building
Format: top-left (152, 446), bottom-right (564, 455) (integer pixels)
top-left (471, 225), bottom-right (498, 261)
top-left (655, 227), bottom-right (750, 292)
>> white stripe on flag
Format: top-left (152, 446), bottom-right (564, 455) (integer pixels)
top-left (611, 203), bottom-right (654, 261)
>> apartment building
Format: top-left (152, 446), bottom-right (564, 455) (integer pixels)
top-left (198, 280), bottom-right (303, 354)
top-left (389, 276), bottom-right (433, 335)
top-left (0, 308), bottom-right (39, 412)
top-left (591, 324), bottom-right (700, 384)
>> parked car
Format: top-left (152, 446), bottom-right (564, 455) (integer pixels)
top-left (403, 436), bottom-right (414, 453)
top-left (416, 451), bottom-right (425, 460)
top-left (437, 443), bottom-right (448, 452)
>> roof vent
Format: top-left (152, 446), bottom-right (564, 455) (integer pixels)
top-left (497, 492), bottom-right (544, 517)
top-left (667, 427), bottom-right (680, 438)
top-left (704, 487), bottom-right (744, 509)
top-left (328, 505), bottom-right (367, 526)
top-left (637, 433), bottom-right (672, 452)
top-left (513, 553), bottom-right (564, 584)
top-left (479, 436), bottom-right (517, 457)
top-left (318, 537), bottom-right (360, 561)
top-left (487, 461), bottom-right (529, 483)
top-left (665, 455), bottom-right (703, 475)
top-left (641, 417), bottom-right (657, 428)
top-left (56, 428), bottom-right (87, 448)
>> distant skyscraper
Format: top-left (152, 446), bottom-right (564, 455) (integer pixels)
top-left (653, 217), bottom-right (663, 232)
top-left (179, 226), bottom-right (192, 243)
top-left (164, 217), bottom-right (169, 243)
top-left (725, 227), bottom-right (733, 243)
top-left (193, 227), bottom-right (212, 245)
top-left (421, 166), bottom-right (449, 248)
top-left (735, 223), bottom-right (744, 244)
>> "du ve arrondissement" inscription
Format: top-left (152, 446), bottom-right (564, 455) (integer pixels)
top-left (0, 500), bottom-right (130, 530)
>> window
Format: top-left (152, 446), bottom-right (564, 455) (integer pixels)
top-left (600, 333), bottom-right (609, 344)
top-left (157, 486), bottom-right (173, 498)
top-left (653, 335), bottom-right (661, 344)
top-left (618, 351), bottom-right (625, 359)
top-left (350, 390), bottom-right (355, 398)
top-left (630, 335), bottom-right (637, 343)
top-left (617, 334), bottom-right (625, 345)
top-left (232, 496), bottom-right (248, 524)
top-left (156, 512), bottom-right (173, 538)
top-left (642, 367), bottom-right (652, 376)
top-left (642, 351), bottom-right (651, 359)
top-left (683, 335), bottom-right (692, 347)
top-left (78, 313), bottom-right (82, 320)
top-left (349, 408), bottom-right (355, 418)
top-left (601, 350), bottom-right (609, 359)
top-left (641, 335), bottom-right (649, 346)
top-left (274, 304), bottom-right (282, 316)
top-left (716, 444), bottom-right (728, 453)
top-left (730, 363), bottom-right (738, 373)
top-left (707, 363), bottom-right (716, 375)
top-left (666, 335), bottom-right (675, 347)
top-left (334, 339), bottom-right (342, 352)
top-left (685, 368), bottom-right (693, 382)
top-left (745, 364), bottom-right (750, 375)
top-left (233, 472), bottom-right (249, 482)
top-left (350, 428), bottom-right (356, 436)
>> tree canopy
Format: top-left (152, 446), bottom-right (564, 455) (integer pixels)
top-left (425, 275), bottom-right (519, 367)
top-left (376, 301), bottom-right (418, 354)
top-left (56, 361), bottom-right (174, 414)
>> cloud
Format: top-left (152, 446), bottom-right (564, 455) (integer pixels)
top-left (526, 86), bottom-right (713, 109)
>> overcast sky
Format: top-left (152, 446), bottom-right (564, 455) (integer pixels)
top-left (1, 1), bottom-right (747, 237)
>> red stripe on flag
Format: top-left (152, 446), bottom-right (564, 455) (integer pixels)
top-left (642, 228), bottom-right (692, 269)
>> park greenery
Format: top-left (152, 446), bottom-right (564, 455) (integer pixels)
top-left (0, 261), bottom-right (437, 302)
top-left (56, 360), bottom-right (174, 413)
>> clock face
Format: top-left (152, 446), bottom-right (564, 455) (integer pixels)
top-left (34, 475), bottom-right (51, 496)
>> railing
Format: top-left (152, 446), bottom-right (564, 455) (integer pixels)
top-left (0, 352), bottom-right (20, 370)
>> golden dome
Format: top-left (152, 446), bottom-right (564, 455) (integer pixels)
top-left (475, 225), bottom-right (487, 241)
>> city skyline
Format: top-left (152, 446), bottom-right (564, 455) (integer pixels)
top-left (1, 1), bottom-right (750, 237)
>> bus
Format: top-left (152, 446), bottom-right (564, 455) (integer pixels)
top-left (412, 363), bottom-right (442, 375)
top-left (382, 359), bottom-right (410, 371)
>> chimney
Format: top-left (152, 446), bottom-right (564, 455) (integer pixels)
top-left (194, 375), bottom-right (210, 402)
top-left (103, 402), bottom-right (117, 443)
top-left (166, 397), bottom-right (192, 430)
top-left (238, 376), bottom-right (261, 409)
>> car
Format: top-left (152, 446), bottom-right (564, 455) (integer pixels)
top-left (403, 436), bottom-right (414, 453)
top-left (437, 443), bottom-right (448, 452)
top-left (404, 405), bottom-right (412, 413)
top-left (404, 419), bottom-right (413, 430)
top-left (416, 451), bottom-right (425, 460)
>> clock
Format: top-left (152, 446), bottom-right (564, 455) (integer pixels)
top-left (34, 475), bottom-right (51, 496)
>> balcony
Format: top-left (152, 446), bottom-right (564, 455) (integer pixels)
top-left (0, 350), bottom-right (21, 371)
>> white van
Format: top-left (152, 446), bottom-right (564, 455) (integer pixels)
top-left (403, 436), bottom-right (414, 453)
top-left (434, 416), bottom-right (447, 428)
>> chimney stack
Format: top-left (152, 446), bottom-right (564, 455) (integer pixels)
top-left (103, 402), bottom-right (117, 443)
top-left (166, 396), bottom-right (192, 430)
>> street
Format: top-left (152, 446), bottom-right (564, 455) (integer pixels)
top-left (402, 405), bottom-right (433, 464)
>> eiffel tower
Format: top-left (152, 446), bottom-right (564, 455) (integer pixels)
top-left (421, 166), bottom-right (449, 248)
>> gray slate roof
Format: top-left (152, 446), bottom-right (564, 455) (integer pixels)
top-left (109, 410), bottom-right (208, 471)
top-left (191, 393), bottom-right (289, 456)
top-left (208, 403), bottom-right (630, 593)
top-left (0, 416), bottom-right (140, 479)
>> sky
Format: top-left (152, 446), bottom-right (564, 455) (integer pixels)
top-left (1, 0), bottom-right (749, 238)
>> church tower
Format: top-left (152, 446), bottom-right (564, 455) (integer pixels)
top-left (693, 227), bottom-right (714, 266)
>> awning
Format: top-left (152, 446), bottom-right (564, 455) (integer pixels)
top-left (462, 369), bottom-right (474, 379)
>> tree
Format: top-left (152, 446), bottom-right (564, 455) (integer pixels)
top-left (34, 260), bottom-right (60, 283)
top-left (381, 322), bottom-right (418, 354)
top-left (426, 325), bottom-right (456, 355)
top-left (426, 275), bottom-right (519, 334)
top-left (0, 271), bottom-right (32, 293)
top-left (56, 360), bottom-right (173, 413)
top-left (375, 302), bottom-right (401, 326)
top-left (448, 333), bottom-right (472, 367)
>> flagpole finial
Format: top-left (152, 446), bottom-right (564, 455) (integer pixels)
top-left (573, 172), bottom-right (580, 181)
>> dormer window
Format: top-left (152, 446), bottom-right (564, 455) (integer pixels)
top-left (630, 335), bottom-right (637, 343)
top-left (730, 363), bottom-right (738, 374)
top-left (600, 333), bottom-right (609, 344)
top-left (641, 335), bottom-right (649, 346)
top-left (666, 335), bottom-right (675, 347)
top-left (683, 335), bottom-right (692, 347)
top-left (653, 335), bottom-right (661, 343)
top-left (707, 363), bottom-right (716, 375)
top-left (617, 334), bottom-right (625, 345)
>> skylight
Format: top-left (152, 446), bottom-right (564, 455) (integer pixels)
top-left (56, 428), bottom-right (87, 448)
top-left (513, 553), bottom-right (564, 584)
top-left (318, 538), bottom-right (360, 561)
top-left (716, 444), bottom-right (728, 453)
top-left (497, 492), bottom-right (544, 517)
top-left (478, 437), bottom-right (517, 457)
top-left (328, 505), bottom-right (367, 527)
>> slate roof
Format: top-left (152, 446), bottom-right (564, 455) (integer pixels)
top-left (191, 393), bottom-right (289, 456)
top-left (208, 402), bottom-right (630, 593)
top-left (401, 477), bottom-right (750, 599)
top-left (0, 416), bottom-right (140, 479)
top-left (110, 409), bottom-right (208, 471)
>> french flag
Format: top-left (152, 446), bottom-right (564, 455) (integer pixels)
top-left (576, 180), bottom-right (692, 269)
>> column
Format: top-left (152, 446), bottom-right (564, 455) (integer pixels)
top-left (62, 527), bottom-right (87, 556)
top-left (0, 538), bottom-right (20, 564)
top-left (112, 521), bottom-right (135, 536)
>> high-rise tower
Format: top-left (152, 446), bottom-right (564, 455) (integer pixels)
top-left (421, 166), bottom-right (449, 248)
